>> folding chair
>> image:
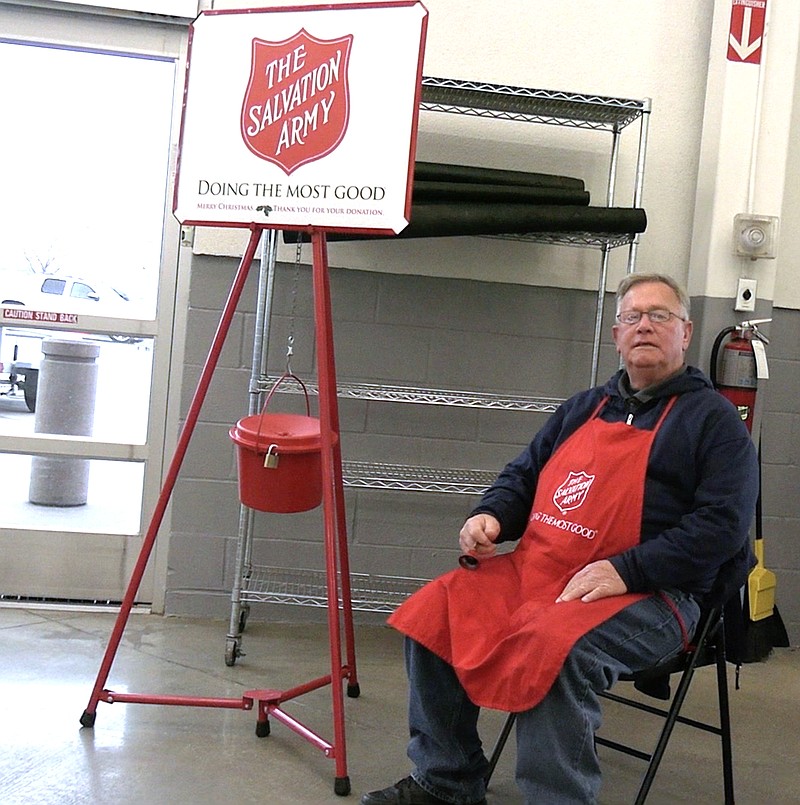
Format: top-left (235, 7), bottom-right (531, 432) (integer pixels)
top-left (484, 601), bottom-right (735, 804)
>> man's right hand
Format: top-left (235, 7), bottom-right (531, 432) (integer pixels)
top-left (459, 513), bottom-right (501, 557)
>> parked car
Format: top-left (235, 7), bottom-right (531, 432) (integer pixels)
top-left (1, 273), bottom-right (133, 316)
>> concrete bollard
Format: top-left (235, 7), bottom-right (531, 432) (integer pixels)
top-left (29, 339), bottom-right (100, 507)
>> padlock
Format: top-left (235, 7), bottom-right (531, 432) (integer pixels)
top-left (263, 443), bottom-right (279, 469)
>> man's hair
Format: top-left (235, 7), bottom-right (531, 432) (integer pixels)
top-left (615, 272), bottom-right (691, 319)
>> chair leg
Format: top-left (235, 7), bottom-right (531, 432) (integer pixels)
top-left (631, 656), bottom-right (701, 805)
top-left (485, 712), bottom-right (516, 786)
top-left (715, 636), bottom-right (735, 804)
top-left (484, 611), bottom-right (734, 803)
top-left (632, 613), bottom-right (722, 804)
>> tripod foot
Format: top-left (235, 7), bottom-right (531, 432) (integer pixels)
top-left (79, 710), bottom-right (96, 728)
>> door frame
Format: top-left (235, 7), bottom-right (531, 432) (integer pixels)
top-left (0, 3), bottom-right (193, 612)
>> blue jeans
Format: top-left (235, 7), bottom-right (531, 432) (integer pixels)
top-left (405, 590), bottom-right (701, 805)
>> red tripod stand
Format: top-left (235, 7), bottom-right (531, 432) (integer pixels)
top-left (80, 225), bottom-right (359, 797)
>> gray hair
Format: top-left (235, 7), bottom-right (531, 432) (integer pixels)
top-left (615, 273), bottom-right (691, 319)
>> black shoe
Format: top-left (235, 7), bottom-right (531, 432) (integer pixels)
top-left (360, 775), bottom-right (487, 805)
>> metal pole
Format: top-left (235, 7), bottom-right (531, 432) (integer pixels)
top-left (627, 98), bottom-right (651, 273)
top-left (227, 229), bottom-right (278, 663)
top-left (589, 125), bottom-right (623, 386)
top-left (311, 230), bottom-right (356, 795)
top-left (590, 245), bottom-right (611, 387)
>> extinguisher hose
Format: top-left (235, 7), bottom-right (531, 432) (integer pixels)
top-left (709, 325), bottom-right (737, 388)
top-left (756, 439), bottom-right (763, 542)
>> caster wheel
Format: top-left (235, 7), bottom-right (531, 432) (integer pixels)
top-left (255, 720), bottom-right (270, 738)
top-left (238, 604), bottom-right (250, 634)
top-left (225, 638), bottom-right (241, 667)
top-left (334, 776), bottom-right (351, 796)
top-left (347, 682), bottom-right (361, 699)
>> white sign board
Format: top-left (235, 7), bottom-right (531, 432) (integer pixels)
top-left (174, 2), bottom-right (428, 235)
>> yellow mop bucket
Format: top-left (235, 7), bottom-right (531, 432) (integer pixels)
top-left (229, 374), bottom-right (332, 513)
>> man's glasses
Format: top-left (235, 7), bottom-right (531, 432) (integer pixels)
top-left (615, 309), bottom-right (686, 325)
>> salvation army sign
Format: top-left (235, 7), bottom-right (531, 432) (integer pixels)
top-left (241, 30), bottom-right (353, 174)
top-left (174, 2), bottom-right (428, 234)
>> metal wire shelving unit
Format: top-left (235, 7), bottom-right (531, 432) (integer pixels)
top-left (420, 76), bottom-right (650, 383)
top-left (226, 78), bottom-right (650, 663)
top-left (238, 567), bottom-right (428, 615)
top-left (256, 375), bottom-right (565, 412)
top-left (341, 461), bottom-right (496, 496)
top-left (420, 77), bottom-right (647, 131)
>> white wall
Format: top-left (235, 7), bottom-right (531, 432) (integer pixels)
top-left (197, 0), bottom-right (715, 295)
top-left (688, 0), bottom-right (800, 310)
top-left (776, 39), bottom-right (800, 309)
top-left (196, 0), bottom-right (800, 311)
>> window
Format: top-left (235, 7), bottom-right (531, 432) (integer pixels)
top-left (41, 278), bottom-right (66, 296)
top-left (70, 282), bottom-right (99, 301)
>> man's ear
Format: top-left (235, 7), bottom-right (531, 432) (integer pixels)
top-left (682, 320), bottom-right (694, 351)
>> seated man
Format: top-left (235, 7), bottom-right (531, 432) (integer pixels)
top-left (362, 273), bottom-right (758, 805)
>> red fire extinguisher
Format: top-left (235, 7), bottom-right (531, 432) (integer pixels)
top-left (710, 319), bottom-right (770, 433)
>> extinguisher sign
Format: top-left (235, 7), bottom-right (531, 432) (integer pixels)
top-left (728, 0), bottom-right (767, 65)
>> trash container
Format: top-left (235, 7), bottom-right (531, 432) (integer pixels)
top-left (29, 339), bottom-right (100, 507)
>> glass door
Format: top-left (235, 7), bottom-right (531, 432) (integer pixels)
top-left (0, 6), bottom-right (188, 608)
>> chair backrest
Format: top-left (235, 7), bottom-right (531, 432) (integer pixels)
top-left (702, 545), bottom-right (755, 668)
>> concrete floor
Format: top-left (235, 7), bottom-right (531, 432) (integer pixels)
top-left (1, 606), bottom-right (798, 805)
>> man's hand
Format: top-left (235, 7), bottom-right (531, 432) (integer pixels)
top-left (459, 513), bottom-right (500, 557)
top-left (556, 559), bottom-right (627, 603)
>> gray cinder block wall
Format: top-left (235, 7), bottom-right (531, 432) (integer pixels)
top-left (166, 253), bottom-right (799, 644)
top-left (758, 307), bottom-right (800, 641)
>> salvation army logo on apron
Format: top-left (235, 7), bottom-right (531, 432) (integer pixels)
top-left (240, 29), bottom-right (353, 174)
top-left (552, 470), bottom-right (595, 514)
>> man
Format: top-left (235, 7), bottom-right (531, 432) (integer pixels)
top-left (362, 273), bottom-right (759, 805)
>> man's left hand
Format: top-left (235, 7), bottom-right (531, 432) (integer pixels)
top-left (556, 560), bottom-right (627, 603)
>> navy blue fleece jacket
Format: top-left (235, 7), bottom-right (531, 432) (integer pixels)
top-left (469, 367), bottom-right (759, 601)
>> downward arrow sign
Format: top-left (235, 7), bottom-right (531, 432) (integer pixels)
top-left (729, 6), bottom-right (763, 62)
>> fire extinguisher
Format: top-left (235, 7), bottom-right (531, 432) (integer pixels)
top-left (710, 319), bottom-right (770, 433)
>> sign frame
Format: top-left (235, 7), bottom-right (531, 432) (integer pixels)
top-left (173, 2), bottom-right (429, 235)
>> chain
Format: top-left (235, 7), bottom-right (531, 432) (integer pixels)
top-left (285, 233), bottom-right (303, 373)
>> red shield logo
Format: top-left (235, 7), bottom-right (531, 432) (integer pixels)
top-left (241, 29), bottom-right (353, 175)
top-left (553, 471), bottom-right (595, 515)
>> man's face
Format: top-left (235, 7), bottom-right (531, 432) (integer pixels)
top-left (612, 281), bottom-right (693, 386)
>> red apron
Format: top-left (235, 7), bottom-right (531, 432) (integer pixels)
top-left (389, 397), bottom-right (677, 712)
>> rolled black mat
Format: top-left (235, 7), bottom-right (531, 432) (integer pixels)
top-left (284, 203), bottom-right (646, 242)
top-left (412, 181), bottom-right (590, 206)
top-left (414, 161), bottom-right (585, 190)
